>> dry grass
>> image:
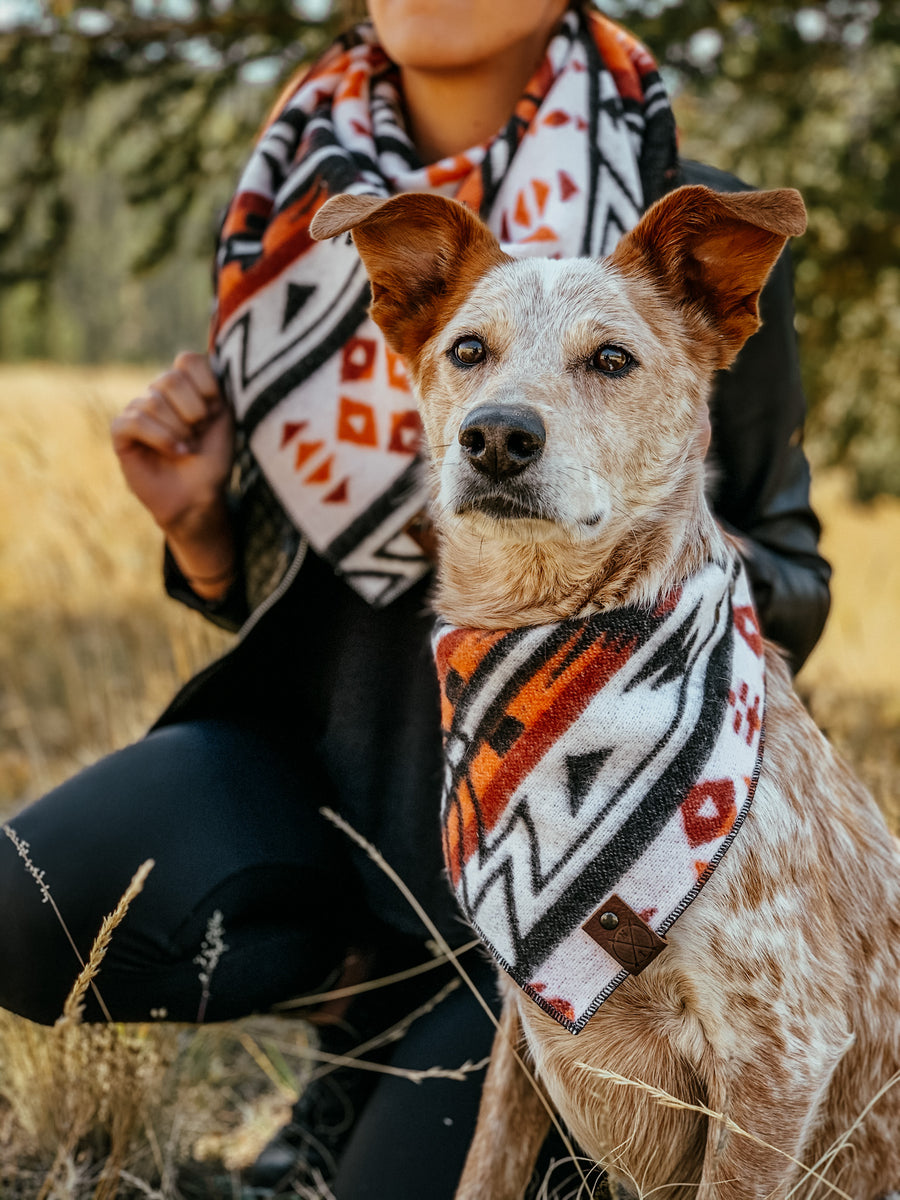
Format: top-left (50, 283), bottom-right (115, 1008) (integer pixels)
top-left (0, 362), bottom-right (897, 1197)
top-left (0, 363), bottom-right (231, 807)
top-left (794, 469), bottom-right (900, 831)
top-left (0, 364), bottom-right (309, 1197)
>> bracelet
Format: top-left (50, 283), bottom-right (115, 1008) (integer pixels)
top-left (185, 563), bottom-right (237, 587)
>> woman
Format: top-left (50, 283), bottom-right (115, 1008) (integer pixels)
top-left (0, 2), bottom-right (830, 1196)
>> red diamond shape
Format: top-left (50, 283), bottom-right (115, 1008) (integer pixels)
top-left (341, 336), bottom-right (377, 383)
top-left (388, 410), bottom-right (421, 455)
top-left (681, 780), bottom-right (737, 848)
top-left (337, 396), bottom-right (377, 446)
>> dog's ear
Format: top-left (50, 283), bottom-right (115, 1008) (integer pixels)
top-left (310, 193), bottom-right (509, 359)
top-left (612, 185), bottom-right (807, 368)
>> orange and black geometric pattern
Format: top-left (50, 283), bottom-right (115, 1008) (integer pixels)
top-left (437, 621), bottom-right (638, 888)
top-left (433, 558), bottom-right (766, 1034)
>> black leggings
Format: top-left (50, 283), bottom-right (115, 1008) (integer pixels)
top-left (332, 955), bottom-right (581, 1199)
top-left (0, 720), bottom-right (365, 1025)
top-left (0, 720), bottom-right (579, 1197)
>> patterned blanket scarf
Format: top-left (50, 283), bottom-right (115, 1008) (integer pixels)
top-left (211, 7), bottom-right (677, 605)
top-left (434, 559), bottom-right (766, 1034)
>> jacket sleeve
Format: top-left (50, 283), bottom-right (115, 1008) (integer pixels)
top-left (707, 246), bottom-right (831, 672)
top-left (163, 543), bottom-right (250, 633)
top-left (676, 159), bottom-right (831, 672)
top-left (162, 491), bottom-right (250, 633)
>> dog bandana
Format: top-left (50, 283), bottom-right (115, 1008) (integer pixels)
top-left (434, 558), bottom-right (766, 1034)
top-left (211, 8), bottom-right (677, 605)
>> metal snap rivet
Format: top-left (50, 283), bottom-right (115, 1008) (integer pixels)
top-left (599, 911), bottom-right (619, 930)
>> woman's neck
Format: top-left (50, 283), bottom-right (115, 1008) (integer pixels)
top-left (399, 18), bottom-right (562, 163)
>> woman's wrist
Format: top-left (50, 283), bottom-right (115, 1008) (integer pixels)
top-left (163, 496), bottom-right (238, 600)
top-left (171, 555), bottom-right (238, 601)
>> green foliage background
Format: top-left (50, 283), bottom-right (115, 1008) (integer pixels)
top-left (1, 0), bottom-right (898, 496)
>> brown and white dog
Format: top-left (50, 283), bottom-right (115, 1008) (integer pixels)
top-left (311, 186), bottom-right (900, 1199)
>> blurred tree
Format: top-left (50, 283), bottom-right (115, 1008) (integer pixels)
top-left (1, 0), bottom-right (898, 493)
top-left (610, 0), bottom-right (900, 497)
top-left (0, 0), bottom-right (350, 289)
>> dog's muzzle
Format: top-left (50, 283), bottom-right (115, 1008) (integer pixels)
top-left (458, 405), bottom-right (545, 482)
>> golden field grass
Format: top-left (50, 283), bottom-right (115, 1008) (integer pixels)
top-left (0, 362), bottom-right (898, 1197)
top-left (0, 365), bottom-right (314, 1199)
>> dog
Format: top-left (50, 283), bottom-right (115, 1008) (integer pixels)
top-left (311, 185), bottom-right (900, 1199)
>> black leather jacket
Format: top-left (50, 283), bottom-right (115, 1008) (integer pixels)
top-left (678, 160), bottom-right (830, 671)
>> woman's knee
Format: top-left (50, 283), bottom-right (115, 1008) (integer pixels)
top-left (0, 720), bottom-right (346, 1024)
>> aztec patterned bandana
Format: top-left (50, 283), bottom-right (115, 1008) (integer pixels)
top-left (211, 8), bottom-right (677, 605)
top-left (434, 559), bottom-right (766, 1034)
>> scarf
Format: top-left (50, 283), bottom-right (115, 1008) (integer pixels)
top-left (211, 7), bottom-right (678, 606)
top-left (434, 559), bottom-right (766, 1034)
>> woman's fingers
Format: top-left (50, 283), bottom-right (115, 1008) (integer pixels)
top-left (147, 368), bottom-right (211, 429)
top-left (146, 386), bottom-right (201, 443)
top-left (110, 401), bottom-right (193, 459)
top-left (113, 352), bottom-right (225, 458)
top-left (173, 351), bottom-right (221, 405)
top-left (133, 354), bottom-right (223, 434)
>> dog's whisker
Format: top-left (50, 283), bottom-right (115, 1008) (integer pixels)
top-left (533, 1153), bottom-right (602, 1200)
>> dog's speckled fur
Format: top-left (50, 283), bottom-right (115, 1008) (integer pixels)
top-left (311, 188), bottom-right (900, 1199)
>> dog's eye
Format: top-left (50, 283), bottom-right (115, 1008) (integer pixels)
top-left (451, 337), bottom-right (486, 366)
top-left (590, 345), bottom-right (634, 375)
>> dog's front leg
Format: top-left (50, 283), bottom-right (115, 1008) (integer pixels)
top-left (455, 994), bottom-right (553, 1200)
top-left (695, 1034), bottom-right (850, 1200)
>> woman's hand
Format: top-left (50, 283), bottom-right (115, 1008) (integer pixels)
top-left (112, 352), bottom-right (233, 532)
top-left (111, 352), bottom-right (238, 599)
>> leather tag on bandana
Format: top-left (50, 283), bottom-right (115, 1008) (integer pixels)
top-left (582, 894), bottom-right (669, 975)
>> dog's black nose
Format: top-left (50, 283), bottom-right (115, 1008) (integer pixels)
top-left (458, 405), bottom-right (546, 480)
